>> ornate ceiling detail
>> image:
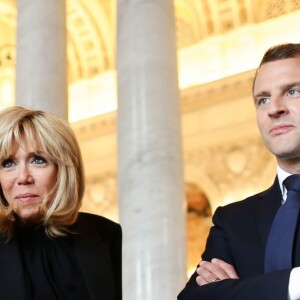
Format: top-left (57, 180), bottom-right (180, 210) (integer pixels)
top-left (175, 0), bottom-right (300, 49)
top-left (257, 0), bottom-right (300, 20)
top-left (1, 0), bottom-right (300, 81)
top-left (66, 0), bottom-right (114, 83)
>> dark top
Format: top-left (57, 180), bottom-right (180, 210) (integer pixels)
top-left (0, 212), bottom-right (122, 300)
top-left (16, 224), bottom-right (89, 300)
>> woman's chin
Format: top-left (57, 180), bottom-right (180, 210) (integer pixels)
top-left (15, 210), bottom-right (43, 223)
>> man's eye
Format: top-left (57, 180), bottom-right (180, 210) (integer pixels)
top-left (1, 159), bottom-right (14, 168)
top-left (257, 97), bottom-right (269, 106)
top-left (31, 156), bottom-right (47, 165)
top-left (288, 89), bottom-right (300, 96)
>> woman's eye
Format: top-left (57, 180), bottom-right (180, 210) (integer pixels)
top-left (1, 159), bottom-right (14, 168)
top-left (31, 156), bottom-right (47, 165)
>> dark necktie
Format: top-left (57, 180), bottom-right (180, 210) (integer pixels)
top-left (264, 174), bottom-right (300, 273)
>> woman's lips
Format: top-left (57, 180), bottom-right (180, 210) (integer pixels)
top-left (15, 193), bottom-right (38, 202)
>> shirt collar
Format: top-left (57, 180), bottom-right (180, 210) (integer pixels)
top-left (277, 165), bottom-right (292, 200)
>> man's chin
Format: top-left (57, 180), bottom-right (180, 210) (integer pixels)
top-left (276, 153), bottom-right (300, 165)
top-left (267, 143), bottom-right (300, 158)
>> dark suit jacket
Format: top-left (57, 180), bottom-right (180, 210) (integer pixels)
top-left (178, 177), bottom-right (298, 300)
top-left (0, 212), bottom-right (122, 300)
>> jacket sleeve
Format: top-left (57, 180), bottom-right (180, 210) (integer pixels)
top-left (177, 207), bottom-right (291, 300)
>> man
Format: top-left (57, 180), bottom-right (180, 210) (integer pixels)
top-left (178, 43), bottom-right (300, 300)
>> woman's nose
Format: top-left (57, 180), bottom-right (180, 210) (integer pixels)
top-left (17, 165), bottom-right (33, 184)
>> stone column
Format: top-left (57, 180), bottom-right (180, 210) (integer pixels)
top-left (15, 0), bottom-right (68, 119)
top-left (117, 1), bottom-right (186, 299)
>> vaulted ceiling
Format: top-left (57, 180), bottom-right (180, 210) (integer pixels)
top-left (0, 0), bottom-right (300, 84)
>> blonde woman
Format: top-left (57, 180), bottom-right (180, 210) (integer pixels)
top-left (0, 106), bottom-right (122, 300)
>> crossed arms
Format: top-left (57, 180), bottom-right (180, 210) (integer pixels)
top-left (177, 205), bottom-right (291, 300)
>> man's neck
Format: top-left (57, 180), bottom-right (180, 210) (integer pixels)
top-left (277, 158), bottom-right (300, 174)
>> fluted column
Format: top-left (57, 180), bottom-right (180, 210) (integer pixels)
top-left (117, 1), bottom-right (186, 299)
top-left (15, 0), bottom-right (67, 119)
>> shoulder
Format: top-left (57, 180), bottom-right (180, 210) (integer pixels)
top-left (220, 190), bottom-right (266, 212)
top-left (214, 179), bottom-right (279, 220)
top-left (74, 212), bottom-right (122, 237)
top-left (77, 212), bottom-right (120, 227)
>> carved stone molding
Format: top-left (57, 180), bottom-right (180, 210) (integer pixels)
top-left (185, 137), bottom-right (274, 200)
top-left (71, 110), bottom-right (116, 140)
top-left (0, 44), bottom-right (15, 68)
top-left (82, 172), bottom-right (118, 221)
top-left (181, 69), bottom-right (254, 113)
top-left (187, 212), bottom-right (211, 274)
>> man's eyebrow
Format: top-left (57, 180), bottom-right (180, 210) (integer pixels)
top-left (254, 91), bottom-right (269, 98)
top-left (280, 81), bottom-right (300, 90)
top-left (253, 82), bottom-right (300, 99)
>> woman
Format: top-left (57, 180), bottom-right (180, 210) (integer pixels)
top-left (0, 106), bottom-right (122, 300)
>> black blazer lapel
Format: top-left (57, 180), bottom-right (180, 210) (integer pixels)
top-left (256, 177), bottom-right (282, 249)
top-left (0, 236), bottom-right (29, 300)
top-left (72, 228), bottom-right (117, 300)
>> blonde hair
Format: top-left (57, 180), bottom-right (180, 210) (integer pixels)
top-left (0, 106), bottom-right (84, 239)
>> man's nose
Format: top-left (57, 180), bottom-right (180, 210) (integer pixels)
top-left (268, 97), bottom-right (288, 118)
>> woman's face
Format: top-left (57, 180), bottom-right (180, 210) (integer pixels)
top-left (0, 136), bottom-right (57, 221)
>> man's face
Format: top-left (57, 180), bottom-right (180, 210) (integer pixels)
top-left (254, 57), bottom-right (300, 166)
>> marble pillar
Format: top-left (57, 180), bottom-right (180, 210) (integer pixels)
top-left (15, 0), bottom-right (68, 119)
top-left (117, 1), bottom-right (186, 299)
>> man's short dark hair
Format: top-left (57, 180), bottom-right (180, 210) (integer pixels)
top-left (259, 43), bottom-right (300, 67)
top-left (253, 43), bottom-right (300, 92)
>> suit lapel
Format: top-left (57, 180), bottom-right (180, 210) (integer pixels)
top-left (256, 177), bottom-right (282, 249)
